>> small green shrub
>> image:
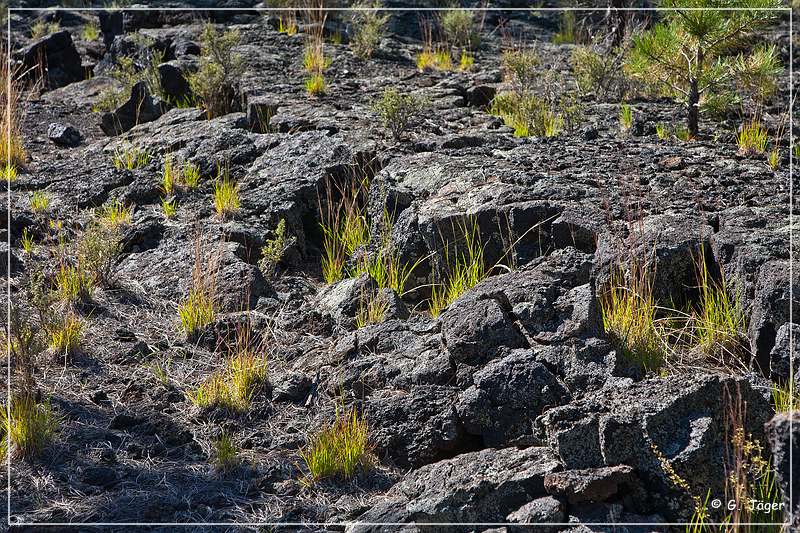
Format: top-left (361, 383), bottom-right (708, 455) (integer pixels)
top-left (188, 24), bottom-right (245, 118)
top-left (305, 73), bottom-right (327, 96)
top-left (213, 167), bottom-right (240, 219)
top-left (350, 3), bottom-right (389, 59)
top-left (737, 118), bottom-right (768, 154)
top-left (259, 218), bottom-right (295, 278)
top-left (501, 48), bottom-right (539, 95)
top-left (77, 222), bottom-right (121, 287)
top-left (48, 312), bottom-right (84, 356)
top-left (440, 9), bottom-right (479, 49)
top-left (300, 405), bottom-right (372, 484)
top-left (112, 144), bottom-right (151, 170)
top-left (0, 394), bottom-right (57, 461)
top-left (30, 190), bottom-right (50, 213)
top-left (178, 289), bottom-right (215, 337)
top-left (371, 88), bottom-right (428, 140)
top-left (94, 50), bottom-right (165, 113)
top-left (571, 45), bottom-right (630, 100)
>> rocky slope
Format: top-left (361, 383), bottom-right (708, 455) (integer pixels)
top-left (2, 3), bottom-right (798, 532)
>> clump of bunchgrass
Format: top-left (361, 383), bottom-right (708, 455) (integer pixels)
top-left (299, 405), bottom-right (372, 485)
top-left (213, 432), bottom-right (241, 471)
top-left (161, 197), bottom-right (177, 218)
top-left (112, 144), bottom-right (151, 170)
top-left (187, 328), bottom-right (268, 413)
top-left (771, 381), bottom-right (798, 413)
top-left (459, 51), bottom-right (475, 71)
top-left (0, 394), bottom-right (57, 461)
top-left (737, 118), bottom-right (768, 155)
top-left (429, 217), bottom-right (488, 317)
top-left (55, 263), bottom-right (94, 304)
top-left (305, 73), bottom-right (327, 96)
top-left (619, 103), bottom-right (633, 132)
top-left (371, 87), bottom-right (428, 141)
top-left (98, 199), bottom-right (133, 228)
top-left (178, 289), bottom-right (215, 337)
top-left (21, 228), bottom-right (34, 254)
top-left (30, 19), bottom-right (60, 39)
top-left (319, 177), bottom-right (370, 284)
top-left (355, 289), bottom-right (389, 329)
top-left (162, 156), bottom-right (177, 195)
top-left (81, 20), bottom-right (100, 41)
top-left (767, 148), bottom-right (780, 170)
top-left (48, 312), bottom-right (84, 357)
top-left (182, 161), bottom-right (201, 189)
top-left (690, 249), bottom-right (746, 362)
top-left (30, 190), bottom-right (50, 214)
top-left (213, 166), bottom-right (240, 220)
top-left (259, 218), bottom-right (295, 279)
top-left (656, 123), bottom-right (670, 141)
top-left (1, 45), bottom-right (28, 168)
top-left (599, 261), bottom-right (663, 372)
top-left (77, 222), bottom-right (121, 287)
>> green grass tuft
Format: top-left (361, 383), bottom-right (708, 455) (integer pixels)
top-left (300, 405), bottom-right (372, 485)
top-left (1, 395), bottom-right (57, 461)
top-left (178, 289), bottom-right (215, 337)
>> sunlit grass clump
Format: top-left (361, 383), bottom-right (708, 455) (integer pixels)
top-left (98, 199), bottom-right (133, 228)
top-left (30, 190), bottom-right (50, 213)
top-left (112, 144), bottom-right (152, 170)
top-left (599, 264), bottom-right (663, 372)
top-left (429, 218), bottom-right (488, 317)
top-left (213, 432), bottom-right (241, 471)
top-left (48, 313), bottom-right (84, 357)
top-left (213, 167), bottom-right (240, 219)
top-left (771, 382), bottom-right (799, 413)
top-left (1, 395), bottom-right (57, 461)
top-left (55, 263), bottom-right (94, 303)
top-left (178, 289), bottom-right (215, 337)
top-left (737, 118), bottom-right (768, 155)
top-left (187, 350), bottom-right (267, 413)
top-left (319, 179), bottom-right (370, 284)
top-left (300, 406), bottom-right (372, 484)
top-left (355, 290), bottom-right (389, 329)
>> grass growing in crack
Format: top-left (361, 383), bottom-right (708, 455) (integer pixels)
top-left (429, 217), bottom-right (488, 317)
top-left (162, 156), bottom-right (177, 195)
top-left (182, 161), bottom-right (201, 189)
top-left (213, 166), bottom-right (240, 220)
top-left (30, 190), bottom-right (50, 213)
top-left (0, 395), bottom-right (57, 461)
top-left (187, 331), bottom-right (267, 413)
top-left (2, 164), bottom-right (18, 181)
top-left (178, 289), bottom-right (215, 337)
top-left (213, 432), bottom-right (241, 471)
top-left (768, 149), bottom-right (780, 170)
top-left (112, 144), bottom-right (151, 170)
top-left (319, 178), bottom-right (370, 284)
top-left (771, 382), bottom-right (799, 413)
top-left (55, 263), bottom-right (94, 303)
top-left (161, 197), bottom-right (177, 218)
top-left (656, 123), bottom-right (670, 141)
top-left (416, 48), bottom-right (452, 71)
top-left (619, 103), bottom-right (633, 132)
top-left (81, 20), bottom-right (100, 41)
top-left (98, 199), bottom-right (132, 228)
top-left (300, 405), bottom-right (372, 485)
top-left (21, 228), bottom-right (34, 254)
top-left (30, 19), bottom-right (59, 39)
top-left (48, 312), bottom-right (83, 357)
top-left (1, 45), bottom-right (27, 169)
top-left (355, 290), bottom-right (389, 329)
top-left (305, 73), bottom-right (327, 97)
top-left (737, 118), bottom-right (768, 155)
top-left (599, 263), bottom-right (663, 372)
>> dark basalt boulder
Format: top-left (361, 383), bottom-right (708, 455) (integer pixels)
top-left (101, 81), bottom-right (166, 136)
top-left (21, 30), bottom-right (83, 89)
top-left (47, 122), bottom-right (81, 147)
top-left (766, 410), bottom-right (799, 529)
top-left (347, 446), bottom-right (562, 531)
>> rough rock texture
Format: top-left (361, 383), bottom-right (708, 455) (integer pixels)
top-left (766, 411), bottom-right (799, 529)
top-left (20, 30), bottom-right (83, 88)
